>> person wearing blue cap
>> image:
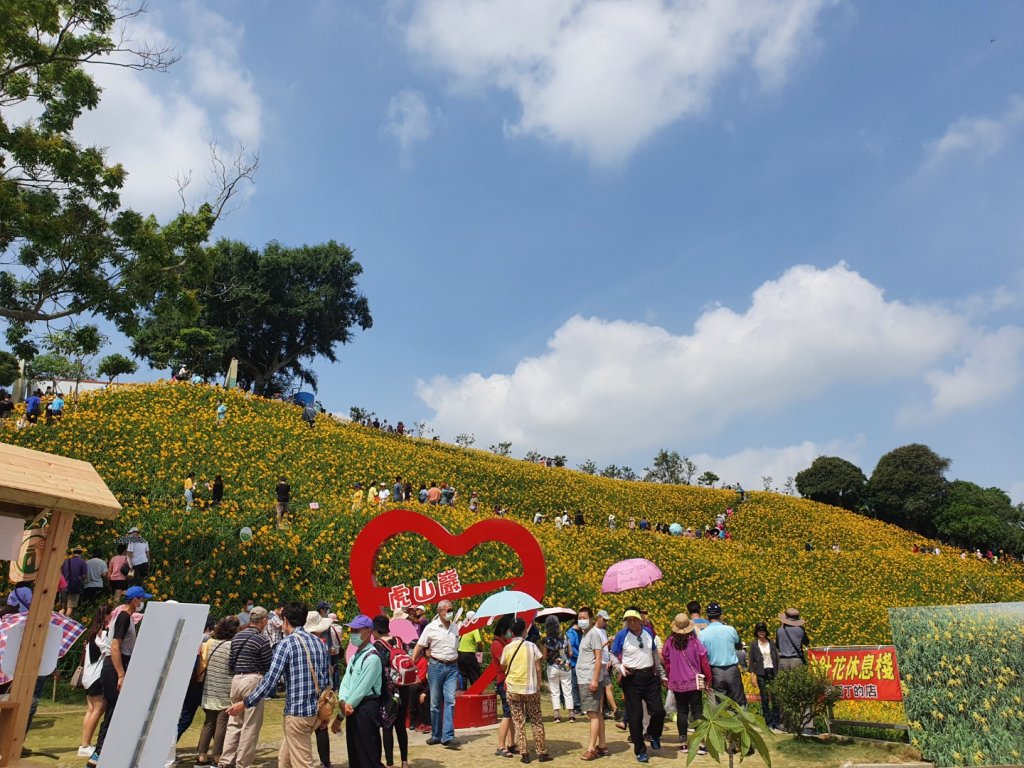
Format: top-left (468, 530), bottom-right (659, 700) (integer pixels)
top-left (86, 585), bottom-right (151, 767)
top-left (332, 615), bottom-right (383, 768)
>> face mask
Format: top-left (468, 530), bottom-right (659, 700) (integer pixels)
top-left (504, 631), bottom-right (513, 639)
top-left (351, 635), bottom-right (366, 648)
top-left (246, 604), bottom-right (254, 612)
top-left (578, 620), bottom-right (591, 630)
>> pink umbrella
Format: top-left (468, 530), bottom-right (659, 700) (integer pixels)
top-left (601, 558), bottom-right (663, 593)
top-left (389, 618), bottom-right (419, 644)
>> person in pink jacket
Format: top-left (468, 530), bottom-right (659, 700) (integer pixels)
top-left (661, 614), bottom-right (712, 755)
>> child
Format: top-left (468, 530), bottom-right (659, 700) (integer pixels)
top-left (216, 401), bottom-right (227, 425)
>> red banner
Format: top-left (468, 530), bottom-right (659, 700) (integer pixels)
top-left (807, 646), bottom-right (902, 701)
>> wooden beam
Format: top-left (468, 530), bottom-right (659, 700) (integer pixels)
top-left (0, 510), bottom-right (73, 766)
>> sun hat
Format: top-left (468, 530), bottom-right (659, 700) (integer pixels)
top-left (596, 610), bottom-right (610, 620)
top-left (304, 610), bottom-right (333, 634)
top-left (249, 606), bottom-right (269, 621)
top-left (392, 607), bottom-right (409, 620)
top-left (779, 608), bottom-right (805, 627)
top-left (670, 614), bottom-right (695, 635)
top-left (347, 614), bottom-right (374, 630)
top-left (127, 526), bottom-right (139, 533)
top-left (706, 601), bottom-right (723, 618)
top-left (622, 609), bottom-right (642, 621)
top-left (124, 585), bottom-right (152, 601)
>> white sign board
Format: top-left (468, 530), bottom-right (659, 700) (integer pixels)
top-left (0, 621), bottom-right (64, 677)
top-left (98, 601), bottom-right (209, 768)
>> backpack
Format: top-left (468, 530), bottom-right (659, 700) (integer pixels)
top-left (380, 638), bottom-right (417, 686)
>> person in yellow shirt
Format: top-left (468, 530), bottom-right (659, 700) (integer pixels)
top-left (367, 483), bottom-right (379, 508)
top-left (184, 472), bottom-right (196, 511)
top-left (456, 611), bottom-right (484, 685)
top-left (351, 483), bottom-right (364, 513)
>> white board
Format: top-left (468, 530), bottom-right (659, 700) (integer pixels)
top-left (98, 601), bottom-right (209, 768)
top-left (0, 621), bottom-right (64, 677)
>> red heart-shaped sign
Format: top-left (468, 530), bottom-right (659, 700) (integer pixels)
top-left (348, 509), bottom-right (547, 695)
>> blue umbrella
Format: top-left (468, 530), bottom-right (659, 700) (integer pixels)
top-left (669, 523), bottom-right (683, 536)
top-left (475, 590), bottom-right (543, 619)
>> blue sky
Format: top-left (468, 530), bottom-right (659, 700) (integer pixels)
top-left (39, 1), bottom-right (1024, 498)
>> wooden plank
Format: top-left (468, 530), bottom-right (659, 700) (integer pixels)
top-left (0, 509), bottom-right (74, 767)
top-left (0, 445), bottom-right (120, 520)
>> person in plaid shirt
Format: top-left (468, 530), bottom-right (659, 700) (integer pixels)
top-left (226, 602), bottom-right (329, 768)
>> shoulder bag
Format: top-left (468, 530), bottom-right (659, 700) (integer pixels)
top-left (299, 635), bottom-right (337, 725)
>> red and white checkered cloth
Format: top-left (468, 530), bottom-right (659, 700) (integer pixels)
top-left (0, 611), bottom-right (86, 684)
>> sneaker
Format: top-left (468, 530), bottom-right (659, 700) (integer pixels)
top-left (636, 754), bottom-right (649, 763)
top-left (678, 744), bottom-right (688, 754)
top-left (425, 738), bottom-right (441, 745)
top-left (86, 753), bottom-right (100, 768)
top-left (443, 740), bottom-right (461, 749)
top-left (554, 715), bottom-right (562, 723)
top-left (650, 739), bottom-right (660, 751)
top-left (697, 745), bottom-right (708, 756)
top-left (538, 755), bottom-right (553, 763)
top-left (78, 746), bottom-right (94, 758)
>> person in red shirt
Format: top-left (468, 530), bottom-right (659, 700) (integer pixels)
top-left (492, 614), bottom-right (517, 757)
top-left (409, 655), bottom-right (430, 732)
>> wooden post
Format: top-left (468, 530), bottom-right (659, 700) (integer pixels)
top-left (0, 509), bottom-right (73, 766)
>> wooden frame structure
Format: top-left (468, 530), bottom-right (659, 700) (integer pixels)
top-left (0, 443), bottom-right (121, 766)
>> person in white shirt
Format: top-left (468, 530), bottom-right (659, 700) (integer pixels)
top-left (122, 527), bottom-right (149, 587)
top-left (411, 601), bottom-right (461, 748)
top-left (611, 610), bottom-right (666, 763)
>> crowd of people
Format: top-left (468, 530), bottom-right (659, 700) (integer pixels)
top-left (9, 554), bottom-right (818, 768)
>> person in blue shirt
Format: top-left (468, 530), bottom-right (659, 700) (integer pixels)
top-left (697, 602), bottom-right (745, 705)
top-left (565, 618), bottom-right (584, 717)
top-left (25, 391), bottom-right (42, 424)
top-left (50, 394), bottom-right (65, 421)
top-left (333, 615), bottom-right (383, 768)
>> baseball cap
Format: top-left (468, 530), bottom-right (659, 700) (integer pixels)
top-left (127, 526), bottom-right (139, 533)
top-left (124, 585), bottom-right (153, 601)
top-left (347, 614), bottom-right (373, 630)
top-left (249, 606), bottom-right (269, 621)
top-left (622, 609), bottom-right (642, 621)
top-left (315, 600), bottom-right (331, 611)
top-left (706, 601), bottom-right (723, 618)
top-left (596, 610), bottom-right (610, 620)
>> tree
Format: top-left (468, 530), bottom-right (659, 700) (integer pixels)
top-left (620, 466), bottom-right (637, 481)
top-left (577, 459), bottom-right (597, 475)
top-left (794, 456), bottom-right (867, 511)
top-left (455, 433), bottom-right (475, 448)
top-left (28, 352), bottom-right (73, 393)
top-left (934, 481), bottom-right (1024, 554)
top-left (45, 325), bottom-right (105, 398)
top-left (681, 457), bottom-right (698, 485)
top-left (96, 353), bottom-right (136, 383)
top-left (412, 420), bottom-right (433, 438)
top-left (0, 350), bottom-right (18, 385)
top-left (697, 470), bottom-right (720, 487)
top-left (551, 455), bottom-right (566, 468)
top-left (645, 449), bottom-right (684, 484)
top-left (131, 240), bottom-right (372, 395)
top-left (600, 464), bottom-right (620, 478)
top-left (0, 2), bottom-right (257, 340)
top-left (523, 450), bottom-right (543, 463)
top-left (867, 444), bottom-right (950, 535)
top-left (768, 664), bottom-right (840, 738)
top-left (349, 406), bottom-right (373, 423)
top-left (782, 476), bottom-right (796, 495)
top-left (489, 441), bottom-right (512, 456)
top-left (761, 475), bottom-right (773, 491)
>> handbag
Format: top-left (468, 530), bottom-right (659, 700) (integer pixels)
top-left (299, 635), bottom-right (337, 726)
top-left (69, 665), bottom-right (84, 689)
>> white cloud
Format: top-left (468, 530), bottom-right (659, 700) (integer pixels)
top-left (921, 96), bottom-right (1024, 170)
top-left (924, 326), bottom-right (1024, 416)
top-left (1010, 482), bottom-right (1024, 506)
top-left (69, 4), bottom-right (263, 218)
top-left (692, 437), bottom-right (863, 491)
top-left (417, 263), bottom-right (1024, 462)
top-left (401, 0), bottom-right (829, 165)
top-left (383, 90), bottom-right (439, 153)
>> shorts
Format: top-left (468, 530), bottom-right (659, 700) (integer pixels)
top-left (86, 679), bottom-right (103, 697)
top-left (577, 680), bottom-right (607, 714)
top-left (496, 682), bottom-right (511, 719)
top-left (64, 591), bottom-right (81, 609)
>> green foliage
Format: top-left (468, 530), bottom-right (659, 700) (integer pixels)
top-left (645, 448), bottom-right (688, 484)
top-left (795, 456), bottom-right (867, 511)
top-left (698, 470), bottom-right (720, 487)
top-left (867, 444), bottom-right (950, 536)
top-left (688, 692), bottom-right (772, 768)
top-left (768, 664), bottom-right (842, 737)
top-left (130, 239), bottom-right (371, 395)
top-left (577, 458), bottom-right (597, 475)
top-left (28, 351), bottom-right (73, 389)
top-left (96, 353), bottom-right (137, 382)
top-left (0, 1), bottom-right (252, 338)
top-left (934, 480), bottom-right (1024, 554)
top-left (489, 441), bottom-right (512, 456)
top-left (0, 350), bottom-right (19, 385)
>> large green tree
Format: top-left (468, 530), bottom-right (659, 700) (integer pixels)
top-left (0, 0), bottom-right (255, 342)
top-left (794, 456), bottom-right (867, 511)
top-left (867, 443), bottom-right (950, 535)
top-left (934, 480), bottom-right (1024, 554)
top-left (130, 239), bottom-right (372, 395)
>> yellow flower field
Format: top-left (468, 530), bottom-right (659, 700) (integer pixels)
top-left (6, 382), bottom-right (1024, 726)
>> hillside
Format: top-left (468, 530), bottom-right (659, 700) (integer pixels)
top-left (6, 382), bottom-right (1024, 646)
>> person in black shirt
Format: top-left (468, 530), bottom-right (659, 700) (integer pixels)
top-left (218, 607), bottom-right (272, 768)
top-left (0, 394), bottom-right (13, 420)
top-left (275, 476), bottom-right (290, 528)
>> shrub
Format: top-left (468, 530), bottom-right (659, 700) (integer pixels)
top-left (768, 663), bottom-right (841, 736)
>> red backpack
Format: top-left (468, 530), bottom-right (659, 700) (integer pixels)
top-left (379, 639), bottom-right (417, 686)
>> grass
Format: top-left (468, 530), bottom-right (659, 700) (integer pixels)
top-left (24, 695), bottom-right (924, 768)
